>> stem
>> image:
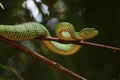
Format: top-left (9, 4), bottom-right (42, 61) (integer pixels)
top-left (0, 36), bottom-right (86, 80)
top-left (40, 37), bottom-right (120, 52)
top-left (0, 36), bottom-right (119, 80)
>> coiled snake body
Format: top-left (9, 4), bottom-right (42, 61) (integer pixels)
top-left (0, 22), bottom-right (98, 55)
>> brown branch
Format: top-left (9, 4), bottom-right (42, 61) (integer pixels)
top-left (0, 36), bottom-right (86, 80)
top-left (40, 37), bottom-right (120, 52)
top-left (1, 36), bottom-right (119, 80)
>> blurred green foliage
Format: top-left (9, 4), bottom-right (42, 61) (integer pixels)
top-left (0, 0), bottom-right (120, 80)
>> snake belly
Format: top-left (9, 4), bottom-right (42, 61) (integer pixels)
top-left (0, 22), bottom-right (81, 55)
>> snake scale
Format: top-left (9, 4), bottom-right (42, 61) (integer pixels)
top-left (0, 22), bottom-right (98, 55)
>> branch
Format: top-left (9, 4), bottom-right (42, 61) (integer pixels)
top-left (40, 37), bottom-right (120, 52)
top-left (0, 36), bottom-right (119, 80)
top-left (0, 36), bottom-right (86, 80)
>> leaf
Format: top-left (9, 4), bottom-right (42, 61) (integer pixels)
top-left (0, 2), bottom-right (5, 9)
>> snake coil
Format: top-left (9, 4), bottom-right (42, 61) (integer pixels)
top-left (0, 22), bottom-right (98, 55)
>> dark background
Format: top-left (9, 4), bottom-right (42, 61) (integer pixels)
top-left (0, 0), bottom-right (120, 80)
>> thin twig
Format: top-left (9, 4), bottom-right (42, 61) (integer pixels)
top-left (40, 37), bottom-right (120, 52)
top-left (0, 36), bottom-right (86, 80)
top-left (10, 66), bottom-right (24, 80)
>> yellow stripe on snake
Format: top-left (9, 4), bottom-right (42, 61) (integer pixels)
top-left (0, 22), bottom-right (98, 55)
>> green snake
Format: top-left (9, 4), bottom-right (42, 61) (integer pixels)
top-left (0, 22), bottom-right (98, 55)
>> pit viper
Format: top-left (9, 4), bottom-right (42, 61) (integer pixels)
top-left (0, 22), bottom-right (98, 55)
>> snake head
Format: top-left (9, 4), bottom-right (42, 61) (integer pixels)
top-left (79, 28), bottom-right (99, 40)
